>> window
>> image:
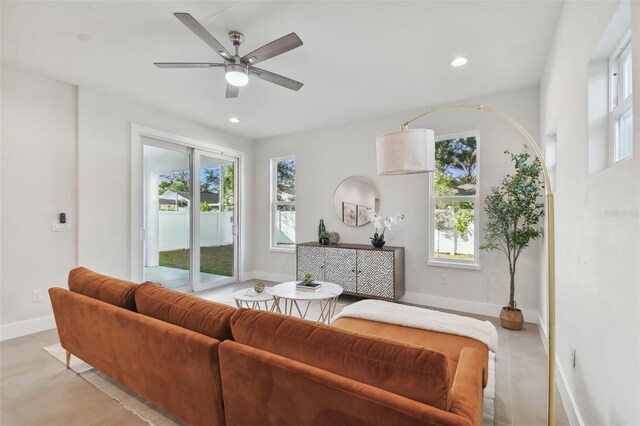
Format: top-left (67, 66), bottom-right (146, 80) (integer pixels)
top-left (270, 156), bottom-right (296, 250)
top-left (428, 132), bottom-right (479, 268)
top-left (610, 32), bottom-right (633, 162)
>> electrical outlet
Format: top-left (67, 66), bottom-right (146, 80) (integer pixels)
top-left (32, 289), bottom-right (43, 302)
top-left (570, 345), bottom-right (576, 368)
top-left (441, 275), bottom-right (448, 285)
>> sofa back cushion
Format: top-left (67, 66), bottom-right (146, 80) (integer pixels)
top-left (135, 282), bottom-right (235, 341)
top-left (49, 287), bottom-right (226, 426)
top-left (68, 267), bottom-right (137, 311)
top-left (230, 309), bottom-right (453, 410)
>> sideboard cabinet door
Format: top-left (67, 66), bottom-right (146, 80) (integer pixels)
top-left (296, 245), bottom-right (326, 280)
top-left (356, 250), bottom-right (395, 299)
top-left (324, 248), bottom-right (357, 293)
top-left (296, 243), bottom-right (404, 300)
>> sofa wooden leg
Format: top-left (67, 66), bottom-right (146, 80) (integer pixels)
top-left (65, 350), bottom-right (71, 369)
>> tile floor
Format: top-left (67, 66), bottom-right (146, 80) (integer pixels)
top-left (1, 329), bottom-right (146, 426)
top-left (492, 318), bottom-right (570, 426)
top-left (404, 301), bottom-right (570, 426)
top-left (0, 280), bottom-right (570, 426)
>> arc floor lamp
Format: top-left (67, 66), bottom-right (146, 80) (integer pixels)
top-left (376, 103), bottom-right (556, 426)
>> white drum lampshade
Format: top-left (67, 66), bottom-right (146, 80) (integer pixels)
top-left (375, 129), bottom-right (436, 175)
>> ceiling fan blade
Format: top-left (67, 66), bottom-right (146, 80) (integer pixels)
top-left (242, 33), bottom-right (303, 65)
top-left (226, 84), bottom-right (240, 98)
top-left (154, 62), bottom-right (224, 68)
top-left (249, 67), bottom-right (304, 91)
top-left (173, 13), bottom-right (232, 60)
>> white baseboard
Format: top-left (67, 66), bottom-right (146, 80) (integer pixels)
top-left (239, 271), bottom-right (257, 282)
top-left (243, 271), bottom-right (295, 284)
top-left (0, 315), bottom-right (56, 342)
top-left (401, 292), bottom-right (539, 323)
top-left (538, 313), bottom-right (549, 351)
top-left (537, 314), bottom-right (584, 426)
top-left (554, 356), bottom-right (585, 426)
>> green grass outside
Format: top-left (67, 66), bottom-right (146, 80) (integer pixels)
top-left (434, 252), bottom-right (475, 261)
top-left (159, 245), bottom-right (234, 277)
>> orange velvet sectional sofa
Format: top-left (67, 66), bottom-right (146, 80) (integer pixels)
top-left (49, 267), bottom-right (488, 426)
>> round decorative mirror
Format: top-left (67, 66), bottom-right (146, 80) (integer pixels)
top-left (333, 176), bottom-right (381, 227)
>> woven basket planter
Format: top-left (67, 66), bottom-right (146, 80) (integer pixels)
top-left (499, 307), bottom-right (524, 330)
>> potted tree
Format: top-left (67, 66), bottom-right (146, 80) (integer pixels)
top-left (480, 148), bottom-right (544, 330)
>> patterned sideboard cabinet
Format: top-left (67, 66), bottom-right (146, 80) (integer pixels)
top-left (296, 242), bottom-right (405, 301)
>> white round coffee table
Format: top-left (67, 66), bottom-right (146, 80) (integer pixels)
top-left (232, 287), bottom-right (281, 313)
top-left (271, 281), bottom-right (343, 324)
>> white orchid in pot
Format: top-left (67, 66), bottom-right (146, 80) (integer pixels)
top-left (367, 209), bottom-right (405, 248)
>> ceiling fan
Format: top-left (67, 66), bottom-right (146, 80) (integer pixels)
top-left (154, 13), bottom-right (304, 98)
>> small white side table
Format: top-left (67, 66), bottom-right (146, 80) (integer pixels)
top-left (231, 288), bottom-right (281, 313)
top-left (271, 281), bottom-right (343, 324)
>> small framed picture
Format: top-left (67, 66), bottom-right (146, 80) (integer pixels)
top-left (356, 205), bottom-right (371, 226)
top-left (342, 202), bottom-right (357, 226)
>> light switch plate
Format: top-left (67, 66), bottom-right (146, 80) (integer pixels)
top-left (53, 219), bottom-right (71, 232)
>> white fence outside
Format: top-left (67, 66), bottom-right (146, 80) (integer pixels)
top-left (434, 222), bottom-right (475, 255)
top-left (159, 211), bottom-right (233, 251)
top-left (275, 210), bottom-right (295, 245)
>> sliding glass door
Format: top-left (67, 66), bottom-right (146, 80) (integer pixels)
top-left (193, 151), bottom-right (238, 291)
top-left (142, 139), bottom-right (238, 292)
top-left (143, 141), bottom-right (192, 290)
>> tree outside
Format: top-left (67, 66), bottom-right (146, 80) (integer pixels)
top-left (274, 158), bottom-right (296, 246)
top-left (220, 165), bottom-right (234, 210)
top-left (200, 168), bottom-right (220, 194)
top-left (159, 171), bottom-right (190, 195)
top-left (158, 166), bottom-right (234, 210)
top-left (277, 159), bottom-right (295, 202)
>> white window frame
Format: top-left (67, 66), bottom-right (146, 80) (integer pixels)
top-left (609, 30), bottom-right (633, 163)
top-left (270, 155), bottom-right (296, 252)
top-left (427, 131), bottom-right (481, 270)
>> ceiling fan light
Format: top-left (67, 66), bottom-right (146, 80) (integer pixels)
top-left (225, 64), bottom-right (249, 87)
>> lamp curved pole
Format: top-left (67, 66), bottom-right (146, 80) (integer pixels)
top-left (401, 103), bottom-right (556, 426)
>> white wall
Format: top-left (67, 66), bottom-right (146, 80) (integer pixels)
top-left (77, 86), bottom-right (255, 281)
top-left (253, 86), bottom-right (542, 320)
top-left (0, 65), bottom-right (78, 338)
top-left (0, 65), bottom-right (255, 339)
top-left (539, 1), bottom-right (640, 424)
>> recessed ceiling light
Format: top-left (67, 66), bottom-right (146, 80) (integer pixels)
top-left (450, 57), bottom-right (468, 67)
top-left (229, 117), bottom-right (241, 124)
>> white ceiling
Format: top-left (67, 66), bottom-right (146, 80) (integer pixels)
top-left (1, 1), bottom-right (563, 139)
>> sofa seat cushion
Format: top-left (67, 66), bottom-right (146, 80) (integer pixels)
top-left (230, 308), bottom-right (453, 411)
top-left (332, 317), bottom-right (489, 388)
top-left (68, 267), bottom-right (138, 311)
top-left (135, 282), bottom-right (235, 341)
